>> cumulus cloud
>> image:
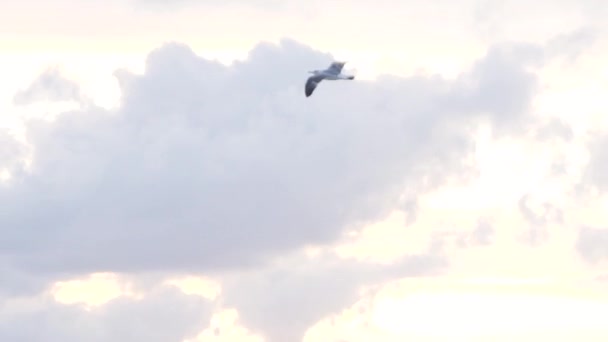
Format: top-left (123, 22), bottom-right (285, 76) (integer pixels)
top-left (0, 37), bottom-right (548, 283)
top-left (6, 25), bottom-right (605, 342)
top-left (1, 36), bottom-right (576, 341)
top-left (0, 284), bottom-right (212, 342)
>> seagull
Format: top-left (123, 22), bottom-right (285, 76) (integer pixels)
top-left (305, 61), bottom-right (355, 97)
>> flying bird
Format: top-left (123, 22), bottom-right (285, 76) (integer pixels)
top-left (305, 61), bottom-right (355, 97)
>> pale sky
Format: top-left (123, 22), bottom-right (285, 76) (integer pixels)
top-left (1, 0), bottom-right (608, 341)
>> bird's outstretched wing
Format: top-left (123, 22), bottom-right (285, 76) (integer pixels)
top-left (326, 61), bottom-right (346, 75)
top-left (305, 74), bottom-right (325, 97)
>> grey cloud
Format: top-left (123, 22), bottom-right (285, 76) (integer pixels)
top-left (218, 249), bottom-right (446, 342)
top-left (470, 219), bottom-right (495, 246)
top-left (0, 262), bottom-right (51, 297)
top-left (550, 158), bottom-right (569, 176)
top-left (576, 226), bottom-right (608, 264)
top-left (0, 285), bottom-right (212, 342)
top-left (582, 132), bottom-right (608, 193)
top-left (447, 42), bottom-right (544, 137)
top-left (519, 225), bottom-right (549, 247)
top-left (13, 67), bottom-right (83, 106)
top-left (545, 26), bottom-right (599, 62)
top-left (517, 194), bottom-right (563, 246)
top-left (517, 194), bottom-right (563, 225)
top-left (0, 37), bottom-right (544, 283)
top-left (533, 118), bottom-right (574, 142)
top-left (0, 130), bottom-right (26, 175)
top-left (434, 219), bottom-right (495, 250)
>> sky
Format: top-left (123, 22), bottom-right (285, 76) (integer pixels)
top-left (1, 0), bottom-right (608, 341)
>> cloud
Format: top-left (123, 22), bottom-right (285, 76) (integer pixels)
top-left (0, 263), bottom-right (51, 297)
top-left (1, 22), bottom-right (598, 340)
top-left (533, 118), bottom-right (574, 142)
top-left (0, 37), bottom-right (547, 285)
top-left (13, 67), bottom-right (84, 106)
top-left (582, 131), bottom-right (608, 193)
top-left (517, 193), bottom-right (563, 246)
top-left (576, 226), bottom-right (608, 264)
top-left (218, 248), bottom-right (446, 342)
top-left (470, 219), bottom-right (495, 246)
top-left (0, 130), bottom-right (26, 176)
top-left (445, 42), bottom-right (545, 138)
top-left (430, 218), bottom-right (496, 252)
top-left (0, 284), bottom-right (212, 342)
top-left (545, 26), bottom-right (599, 62)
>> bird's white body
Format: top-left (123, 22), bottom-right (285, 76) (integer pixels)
top-left (308, 70), bottom-right (351, 79)
top-left (304, 62), bottom-right (354, 97)
top-left (310, 72), bottom-right (351, 80)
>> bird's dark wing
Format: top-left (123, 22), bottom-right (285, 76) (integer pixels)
top-left (305, 74), bottom-right (325, 97)
top-left (326, 61), bottom-right (346, 75)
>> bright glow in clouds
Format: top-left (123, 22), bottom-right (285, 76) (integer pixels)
top-left (52, 273), bottom-right (142, 308)
top-left (166, 276), bottom-right (222, 300)
top-left (370, 279), bottom-right (608, 340)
